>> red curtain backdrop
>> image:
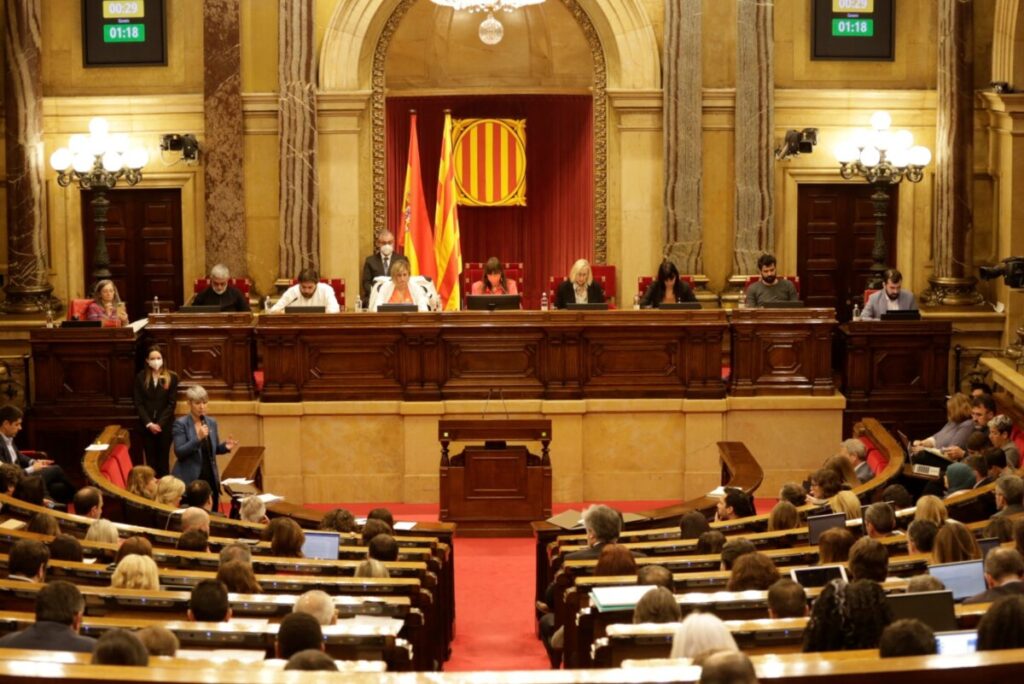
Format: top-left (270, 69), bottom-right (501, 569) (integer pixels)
top-left (386, 95), bottom-right (594, 308)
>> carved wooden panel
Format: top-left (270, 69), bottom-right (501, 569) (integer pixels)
top-left (730, 308), bottom-right (837, 396)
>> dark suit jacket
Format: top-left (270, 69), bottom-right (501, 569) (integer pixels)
top-left (553, 280), bottom-right (606, 309)
top-left (2, 436), bottom-right (34, 470)
top-left (965, 580), bottom-right (1024, 604)
top-left (0, 621), bottom-right (96, 653)
top-left (133, 370), bottom-right (179, 429)
top-left (639, 280), bottom-right (697, 307)
top-left (361, 253), bottom-right (390, 301)
top-left (171, 414), bottom-right (228, 489)
top-left (192, 285), bottom-right (249, 312)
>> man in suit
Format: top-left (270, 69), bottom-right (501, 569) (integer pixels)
top-left (992, 475), bottom-right (1024, 518)
top-left (0, 580), bottom-right (96, 653)
top-left (7, 539), bottom-right (49, 583)
top-left (841, 439), bottom-right (873, 484)
top-left (965, 548), bottom-right (1024, 604)
top-left (360, 230), bottom-right (407, 304)
top-left (72, 487), bottom-right (103, 519)
top-left (861, 268), bottom-right (916, 320)
top-left (0, 405), bottom-right (75, 504)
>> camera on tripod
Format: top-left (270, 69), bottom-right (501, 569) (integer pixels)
top-left (979, 257), bottom-right (1024, 288)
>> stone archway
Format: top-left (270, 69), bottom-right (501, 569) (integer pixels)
top-left (991, 0), bottom-right (1024, 86)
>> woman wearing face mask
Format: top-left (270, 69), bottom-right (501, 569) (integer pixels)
top-left (133, 346), bottom-right (179, 477)
top-left (554, 259), bottom-right (606, 309)
top-left (471, 257), bottom-right (519, 296)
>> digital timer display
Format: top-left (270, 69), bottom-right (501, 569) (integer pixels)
top-left (812, 0), bottom-right (892, 60)
top-left (103, 1), bottom-right (144, 19)
top-left (83, 0), bottom-right (165, 66)
top-left (104, 23), bottom-right (146, 43)
top-left (832, 18), bottom-right (874, 37)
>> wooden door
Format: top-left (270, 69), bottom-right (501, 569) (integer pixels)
top-left (797, 184), bottom-right (898, 322)
top-left (82, 189), bottom-right (183, 317)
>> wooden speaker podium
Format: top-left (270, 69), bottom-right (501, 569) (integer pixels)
top-left (438, 419), bottom-right (552, 537)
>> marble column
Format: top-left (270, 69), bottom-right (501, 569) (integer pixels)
top-left (662, 0), bottom-right (703, 277)
top-left (731, 0), bottom-right (774, 278)
top-left (278, 0), bottom-right (320, 276)
top-left (203, 0), bottom-right (247, 277)
top-left (2, 0), bottom-right (54, 314)
top-left (924, 0), bottom-right (983, 306)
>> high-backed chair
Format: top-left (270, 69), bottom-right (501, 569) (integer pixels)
top-left (863, 289), bottom-right (879, 304)
top-left (742, 275), bottom-right (800, 296)
top-left (67, 298), bottom-right (93, 321)
top-left (636, 275), bottom-right (695, 298)
top-left (193, 277), bottom-right (252, 296)
top-left (591, 265), bottom-right (616, 306)
top-left (462, 262), bottom-right (524, 305)
top-left (289, 277), bottom-right (346, 309)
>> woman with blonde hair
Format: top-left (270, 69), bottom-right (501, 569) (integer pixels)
top-left (768, 500), bottom-right (800, 531)
top-left (829, 491), bottom-right (862, 520)
top-left (554, 259), bottom-right (606, 309)
top-left (669, 612), bottom-right (739, 659)
top-left (85, 518), bottom-right (120, 545)
top-left (111, 554), bottom-right (160, 591)
top-left (823, 454), bottom-right (859, 488)
top-left (913, 495), bottom-right (949, 526)
top-left (126, 465), bottom-right (157, 500)
top-left (932, 520), bottom-right (982, 565)
top-left (154, 475), bottom-right (185, 507)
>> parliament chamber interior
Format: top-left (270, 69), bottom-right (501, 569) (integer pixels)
top-left (1, 0), bottom-right (1024, 681)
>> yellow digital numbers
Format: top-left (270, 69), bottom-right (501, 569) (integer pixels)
top-left (103, 1), bottom-right (144, 19)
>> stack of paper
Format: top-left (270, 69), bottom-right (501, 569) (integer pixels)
top-left (590, 584), bottom-right (659, 613)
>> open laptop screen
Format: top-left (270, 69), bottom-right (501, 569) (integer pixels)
top-left (808, 512), bottom-right (846, 545)
top-left (301, 531), bottom-right (340, 560)
top-left (929, 559), bottom-right (986, 601)
top-left (886, 590), bottom-right (958, 632)
top-left (935, 630), bottom-right (978, 656)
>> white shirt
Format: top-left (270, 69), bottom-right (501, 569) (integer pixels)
top-left (367, 276), bottom-right (435, 312)
top-left (1, 433), bottom-right (24, 466)
top-left (269, 282), bottom-right (340, 313)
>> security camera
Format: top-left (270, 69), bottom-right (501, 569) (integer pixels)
top-left (991, 81), bottom-right (1013, 94)
top-left (775, 128), bottom-right (818, 161)
top-left (979, 257), bottom-right (1024, 288)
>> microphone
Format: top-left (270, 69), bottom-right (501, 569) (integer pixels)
top-left (481, 388), bottom-right (494, 419)
top-left (498, 388), bottom-right (509, 420)
top-left (200, 415), bottom-right (207, 424)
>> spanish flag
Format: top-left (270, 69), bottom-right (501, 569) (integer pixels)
top-left (398, 112), bottom-right (436, 281)
top-left (434, 111), bottom-right (462, 310)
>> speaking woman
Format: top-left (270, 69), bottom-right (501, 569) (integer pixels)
top-left (133, 346), bottom-right (179, 477)
top-left (171, 385), bottom-right (238, 513)
top-left (554, 259), bottom-right (606, 309)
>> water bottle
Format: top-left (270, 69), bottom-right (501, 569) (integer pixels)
top-left (264, 295), bottom-right (271, 313)
top-left (152, 295), bottom-right (160, 314)
top-left (852, 303), bottom-right (861, 321)
top-left (632, 293), bottom-right (640, 310)
top-left (540, 292), bottom-right (549, 311)
top-left (45, 307), bottom-right (55, 329)
top-left (354, 297), bottom-right (363, 313)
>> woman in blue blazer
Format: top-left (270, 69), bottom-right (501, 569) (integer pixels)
top-left (172, 385), bottom-right (237, 512)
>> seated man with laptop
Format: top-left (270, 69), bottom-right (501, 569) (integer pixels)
top-left (269, 268), bottom-right (340, 314)
top-left (860, 268), bottom-right (917, 320)
top-left (963, 548), bottom-right (1024, 604)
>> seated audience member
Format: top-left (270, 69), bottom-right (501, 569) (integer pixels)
top-left (184, 479), bottom-right (214, 511)
top-left (189, 579), bottom-right (231, 622)
top-left (8, 539), bottom-right (48, 582)
top-left (595, 543), bottom-right (638, 576)
top-left (840, 438), bottom-right (873, 483)
top-left (716, 487), bottom-right (756, 521)
top-left (554, 259), bottom-right (606, 309)
top-left (86, 278), bottom-right (129, 326)
top-left (270, 267), bottom-right (341, 313)
top-left (368, 259), bottom-right (431, 311)
top-left (817, 527), bottom-right (856, 564)
top-left (319, 508), bottom-right (357, 533)
top-left (176, 529), bottom-right (209, 552)
top-left (192, 263), bottom-right (249, 311)
top-left (239, 494), bottom-right (269, 524)
top-left (879, 483), bottom-right (913, 510)
top-left (878, 619), bottom-right (937, 658)
top-left (720, 538), bottom-right (756, 571)
top-left (744, 253), bottom-right (797, 308)
top-left (276, 612), bottom-right (324, 660)
top-left (803, 579), bottom-right (892, 652)
top-left (367, 507), bottom-right (396, 529)
top-left (368, 533), bottom-right (399, 562)
top-left (633, 586), bottom-right (682, 624)
top-left (126, 465), bottom-right (158, 500)
top-left (848, 537), bottom-right (888, 583)
top-left (912, 393), bottom-right (973, 454)
top-left (72, 486), bottom-right (103, 519)
top-left (864, 502), bottom-right (897, 538)
top-left (90, 629), bottom-right (148, 666)
top-left (111, 554), bottom-right (161, 591)
top-left (966, 430), bottom-right (994, 460)
top-left (217, 559), bottom-right (263, 594)
top-left (964, 548), bottom-right (1024, 604)
top-left (136, 626), bottom-right (179, 657)
top-left (976, 595), bottom-right (1024, 651)
top-left (0, 580), bottom-right (95, 652)
top-left (360, 518), bottom-right (392, 546)
top-left (294, 590), bottom-right (337, 626)
top-left (828, 490), bottom-right (861, 520)
top-left (860, 268), bottom-right (915, 319)
top-left (767, 500), bottom-right (799, 531)
top-left (637, 564), bottom-right (674, 591)
top-left (945, 395), bottom-right (998, 461)
top-left (823, 453), bottom-right (859, 488)
top-left (285, 650), bottom-right (338, 672)
top-left (906, 519), bottom-right (939, 555)
top-left (965, 453), bottom-right (993, 488)
top-left (0, 462), bottom-right (23, 494)
top-left (993, 474), bottom-right (1024, 518)
top-left (697, 530), bottom-right (726, 555)
top-left (269, 517), bottom-right (306, 557)
top-left (0, 406), bottom-right (74, 504)
top-left (988, 414), bottom-right (1020, 470)
top-left (180, 506), bottom-right (211, 535)
top-left (48, 534), bottom-right (84, 563)
top-left (84, 518), bottom-right (119, 545)
top-left (970, 382), bottom-right (995, 397)
top-left (727, 552), bottom-right (780, 591)
top-left (670, 612), bottom-right (738, 659)
top-left (779, 482), bottom-right (807, 507)
top-left (26, 512), bottom-right (59, 536)
top-left (470, 257), bottom-right (519, 297)
top-left (985, 516), bottom-right (1015, 543)
top-left (155, 475), bottom-right (186, 507)
top-left (698, 651), bottom-right (759, 684)
top-left (984, 447), bottom-right (1009, 480)
top-left (932, 520), bottom-right (982, 564)
top-left (219, 542), bottom-right (254, 566)
top-left (639, 260), bottom-right (696, 308)
top-left (906, 574), bottom-right (946, 593)
top-left (679, 510), bottom-right (712, 539)
top-left (913, 495), bottom-right (948, 526)
top-left (355, 558), bottom-right (390, 578)
top-left (115, 535), bottom-right (154, 564)
top-left (807, 468), bottom-right (843, 504)
top-left (767, 579), bottom-right (808, 619)
top-left (943, 462), bottom-right (975, 498)
top-left (10, 474), bottom-right (47, 507)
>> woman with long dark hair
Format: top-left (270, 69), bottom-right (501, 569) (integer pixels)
top-left (639, 260), bottom-right (696, 308)
top-left (471, 257), bottom-right (519, 295)
top-left (133, 346), bottom-right (179, 477)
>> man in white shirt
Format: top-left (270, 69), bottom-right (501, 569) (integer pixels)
top-left (269, 268), bottom-right (340, 314)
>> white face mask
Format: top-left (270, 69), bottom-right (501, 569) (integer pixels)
top-left (379, 243), bottom-right (394, 257)
top-left (148, 359), bottom-right (163, 371)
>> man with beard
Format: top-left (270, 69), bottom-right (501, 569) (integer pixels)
top-left (191, 263), bottom-right (249, 311)
top-left (270, 268), bottom-right (341, 313)
top-left (860, 268), bottom-right (916, 320)
top-left (744, 253), bottom-right (798, 307)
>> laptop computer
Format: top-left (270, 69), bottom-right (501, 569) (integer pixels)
top-left (376, 303), bottom-right (419, 313)
top-left (881, 309), bottom-right (922, 321)
top-left (929, 559), bottom-right (986, 601)
top-left (466, 294), bottom-right (521, 311)
top-left (886, 590), bottom-right (958, 632)
top-left (61, 320), bottom-right (102, 328)
top-left (790, 564), bottom-right (847, 588)
top-left (807, 512), bottom-right (847, 544)
top-left (657, 302), bottom-right (701, 310)
top-left (565, 302), bottom-right (609, 311)
top-left (177, 305), bottom-right (222, 314)
top-left (935, 630), bottom-right (978, 655)
top-left (284, 305), bottom-right (326, 314)
top-left (300, 531), bottom-right (340, 561)
top-left (977, 537), bottom-right (1001, 559)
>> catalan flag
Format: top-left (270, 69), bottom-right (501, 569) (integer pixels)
top-left (434, 111), bottom-right (462, 311)
top-left (452, 118), bottom-right (527, 207)
top-left (397, 112), bottom-right (436, 281)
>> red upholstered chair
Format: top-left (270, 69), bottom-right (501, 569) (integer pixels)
top-left (67, 298), bottom-right (93, 321)
top-left (98, 444), bottom-right (130, 489)
top-left (591, 265), bottom-right (616, 306)
top-left (193, 277), bottom-right (251, 295)
top-left (863, 289), bottom-right (879, 304)
top-left (289, 277), bottom-right (345, 309)
top-left (743, 275), bottom-right (800, 296)
top-left (462, 262), bottom-right (524, 304)
top-left (637, 275), bottom-right (695, 298)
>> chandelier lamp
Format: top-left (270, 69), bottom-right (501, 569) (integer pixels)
top-left (431, 0), bottom-right (546, 45)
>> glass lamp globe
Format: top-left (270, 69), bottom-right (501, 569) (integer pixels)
top-left (69, 134), bottom-right (88, 155)
top-left (479, 12), bottom-right (504, 45)
top-left (126, 148), bottom-right (149, 170)
top-left (88, 117), bottom-right (110, 137)
top-left (834, 142), bottom-right (859, 164)
top-left (102, 151), bottom-right (124, 172)
top-left (49, 148), bottom-right (73, 172)
top-left (71, 153), bottom-right (94, 174)
top-left (887, 147), bottom-right (909, 168)
top-left (870, 111), bottom-right (892, 132)
top-left (893, 130), bottom-right (914, 151)
top-left (909, 146), bottom-right (931, 167)
top-left (859, 146), bottom-right (881, 167)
